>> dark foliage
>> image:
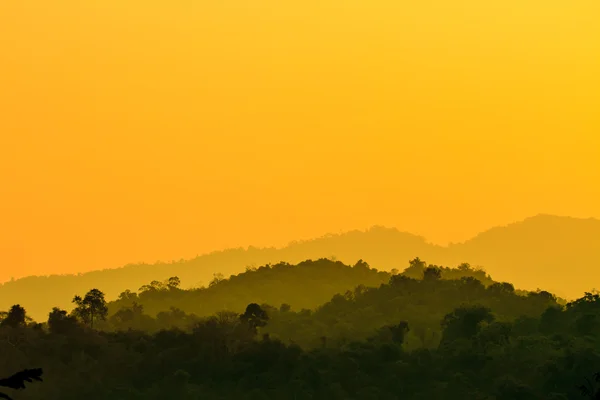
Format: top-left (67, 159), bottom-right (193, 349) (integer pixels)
top-left (0, 258), bottom-right (596, 399)
top-left (0, 369), bottom-right (43, 400)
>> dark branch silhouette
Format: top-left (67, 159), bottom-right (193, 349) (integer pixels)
top-left (0, 369), bottom-right (43, 400)
top-left (579, 372), bottom-right (600, 399)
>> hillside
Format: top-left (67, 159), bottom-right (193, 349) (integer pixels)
top-left (98, 259), bottom-right (549, 350)
top-left (446, 214), bottom-right (600, 298)
top-left (1, 214), bottom-right (598, 321)
top-left (2, 259), bottom-right (599, 400)
top-left (107, 259), bottom-right (393, 320)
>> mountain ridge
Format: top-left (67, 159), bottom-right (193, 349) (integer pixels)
top-left (1, 214), bottom-right (599, 321)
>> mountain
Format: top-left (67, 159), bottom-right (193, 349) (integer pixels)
top-left (1, 214), bottom-right (598, 321)
top-left (446, 214), bottom-right (600, 299)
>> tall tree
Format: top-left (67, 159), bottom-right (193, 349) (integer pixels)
top-left (72, 288), bottom-right (108, 329)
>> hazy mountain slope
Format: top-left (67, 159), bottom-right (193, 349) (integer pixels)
top-left (448, 214), bottom-right (600, 299)
top-left (1, 215), bottom-right (598, 321)
top-left (0, 227), bottom-right (441, 321)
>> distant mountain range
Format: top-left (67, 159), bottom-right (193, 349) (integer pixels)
top-left (1, 214), bottom-right (598, 321)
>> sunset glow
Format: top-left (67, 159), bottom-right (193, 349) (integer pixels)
top-left (1, 1), bottom-right (599, 281)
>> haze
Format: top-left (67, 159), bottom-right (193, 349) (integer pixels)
top-left (1, 1), bottom-right (599, 281)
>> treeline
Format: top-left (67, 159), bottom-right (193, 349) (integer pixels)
top-left (106, 258), bottom-right (497, 320)
top-left (0, 258), bottom-right (598, 399)
top-left (0, 258), bottom-right (551, 348)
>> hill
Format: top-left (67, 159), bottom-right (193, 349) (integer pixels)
top-left (107, 259), bottom-right (393, 320)
top-left (1, 214), bottom-right (598, 321)
top-left (97, 259), bottom-right (547, 350)
top-left (2, 260), bottom-right (599, 400)
top-left (446, 214), bottom-right (600, 298)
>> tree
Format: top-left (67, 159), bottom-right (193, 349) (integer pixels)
top-left (117, 289), bottom-right (138, 302)
top-left (457, 262), bottom-right (472, 271)
top-left (488, 282), bottom-right (516, 296)
top-left (389, 321), bottom-right (410, 345)
top-left (459, 277), bottom-right (484, 302)
top-left (0, 305), bottom-right (27, 329)
top-left (139, 280), bottom-right (164, 293)
top-left (240, 303), bottom-right (269, 334)
top-left (48, 307), bottom-right (79, 334)
top-left (0, 369), bottom-right (43, 400)
top-left (72, 288), bottom-right (108, 329)
top-left (423, 266), bottom-right (442, 281)
top-left (354, 259), bottom-right (370, 270)
top-left (166, 276), bottom-right (181, 289)
top-left (529, 290), bottom-right (557, 304)
top-left (579, 372), bottom-right (600, 399)
top-left (403, 257), bottom-right (427, 279)
top-left (110, 302), bottom-right (148, 330)
top-left (156, 307), bottom-right (197, 330)
top-left (441, 305), bottom-right (494, 345)
top-left (477, 321), bottom-right (512, 348)
top-left (390, 274), bottom-right (413, 287)
top-left (209, 273), bottom-right (225, 287)
top-left (279, 303), bottom-right (291, 313)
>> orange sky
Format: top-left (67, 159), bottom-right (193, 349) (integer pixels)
top-left (1, 1), bottom-right (599, 282)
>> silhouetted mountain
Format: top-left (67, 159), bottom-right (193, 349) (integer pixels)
top-left (1, 214), bottom-right (598, 321)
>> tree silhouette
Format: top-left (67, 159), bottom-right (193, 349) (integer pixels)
top-left (579, 372), bottom-right (600, 399)
top-left (240, 303), bottom-right (269, 334)
top-left (487, 282), bottom-right (516, 295)
top-left (279, 303), bottom-right (291, 313)
top-left (423, 266), bottom-right (442, 281)
top-left (209, 273), bottom-right (225, 288)
top-left (0, 368), bottom-right (43, 400)
top-left (72, 288), bottom-right (108, 329)
top-left (389, 321), bottom-right (410, 345)
top-left (0, 305), bottom-right (27, 329)
top-left (353, 259), bottom-right (370, 270)
top-left (167, 276), bottom-right (181, 289)
top-left (440, 305), bottom-right (494, 345)
top-left (403, 257), bottom-right (427, 279)
top-left (48, 307), bottom-right (79, 334)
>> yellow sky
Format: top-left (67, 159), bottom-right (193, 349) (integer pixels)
top-left (1, 1), bottom-right (599, 281)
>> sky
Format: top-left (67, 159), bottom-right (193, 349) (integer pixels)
top-left (1, 1), bottom-right (599, 281)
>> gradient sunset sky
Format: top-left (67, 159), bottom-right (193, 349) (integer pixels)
top-left (1, 1), bottom-right (599, 281)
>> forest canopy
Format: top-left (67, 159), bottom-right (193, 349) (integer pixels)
top-left (0, 258), bottom-right (597, 400)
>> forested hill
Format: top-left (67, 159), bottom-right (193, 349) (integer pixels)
top-left (1, 258), bottom-right (598, 400)
top-left (105, 258), bottom-right (496, 321)
top-left (1, 214), bottom-right (598, 321)
top-left (99, 258), bottom-right (553, 350)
